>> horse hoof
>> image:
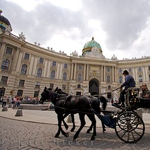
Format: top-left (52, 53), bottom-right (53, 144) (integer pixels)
top-left (71, 128), bottom-right (75, 132)
top-left (91, 136), bottom-right (95, 140)
top-left (54, 135), bottom-right (59, 138)
top-left (73, 135), bottom-right (78, 140)
top-left (103, 128), bottom-right (106, 133)
top-left (86, 129), bottom-right (91, 133)
top-left (65, 132), bottom-right (69, 137)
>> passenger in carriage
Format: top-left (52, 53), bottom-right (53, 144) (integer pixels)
top-left (114, 70), bottom-right (136, 107)
top-left (140, 84), bottom-right (150, 98)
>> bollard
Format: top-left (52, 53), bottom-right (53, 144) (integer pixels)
top-left (67, 114), bottom-right (72, 123)
top-left (2, 106), bottom-right (8, 111)
top-left (15, 109), bottom-right (23, 116)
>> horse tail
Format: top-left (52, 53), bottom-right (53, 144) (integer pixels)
top-left (100, 96), bottom-right (107, 110)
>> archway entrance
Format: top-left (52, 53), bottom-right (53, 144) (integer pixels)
top-left (89, 79), bottom-right (99, 95)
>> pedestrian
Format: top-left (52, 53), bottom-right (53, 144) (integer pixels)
top-left (2, 96), bottom-right (7, 107)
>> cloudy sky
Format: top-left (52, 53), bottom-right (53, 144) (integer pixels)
top-left (1, 0), bottom-right (150, 59)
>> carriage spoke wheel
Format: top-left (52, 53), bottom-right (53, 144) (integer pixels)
top-left (115, 111), bottom-right (145, 143)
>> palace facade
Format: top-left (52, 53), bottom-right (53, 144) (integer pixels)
top-left (0, 11), bottom-right (150, 100)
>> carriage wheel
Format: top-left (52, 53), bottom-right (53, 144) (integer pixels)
top-left (115, 111), bottom-right (145, 143)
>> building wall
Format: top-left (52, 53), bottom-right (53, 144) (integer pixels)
top-left (0, 33), bottom-right (150, 100)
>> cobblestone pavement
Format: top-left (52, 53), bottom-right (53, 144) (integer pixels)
top-left (1, 117), bottom-right (150, 150)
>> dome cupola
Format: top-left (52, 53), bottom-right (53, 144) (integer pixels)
top-left (0, 10), bottom-right (12, 33)
top-left (82, 37), bottom-right (105, 59)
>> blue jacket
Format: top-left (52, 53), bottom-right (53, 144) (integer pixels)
top-left (121, 75), bottom-right (136, 90)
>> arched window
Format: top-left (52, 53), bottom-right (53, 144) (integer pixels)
top-left (21, 64), bottom-right (27, 75)
top-left (119, 76), bottom-right (122, 83)
top-left (37, 68), bottom-right (42, 77)
top-left (107, 75), bottom-right (110, 83)
top-left (1, 59), bottom-right (10, 70)
top-left (50, 70), bottom-right (55, 79)
top-left (63, 72), bottom-right (67, 81)
top-left (139, 75), bottom-right (143, 82)
top-left (78, 73), bottom-right (82, 81)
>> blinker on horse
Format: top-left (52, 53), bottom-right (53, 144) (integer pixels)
top-left (40, 87), bottom-right (107, 140)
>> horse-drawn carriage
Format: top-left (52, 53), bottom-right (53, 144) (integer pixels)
top-left (109, 87), bottom-right (150, 143)
top-left (40, 87), bottom-right (150, 143)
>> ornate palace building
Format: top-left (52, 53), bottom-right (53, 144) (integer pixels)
top-left (0, 11), bottom-right (150, 100)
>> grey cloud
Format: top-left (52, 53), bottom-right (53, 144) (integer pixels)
top-left (82, 0), bottom-right (150, 50)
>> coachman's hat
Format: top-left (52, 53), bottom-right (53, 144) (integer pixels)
top-left (122, 70), bottom-right (129, 75)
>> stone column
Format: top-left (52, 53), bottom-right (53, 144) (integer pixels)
top-left (143, 66), bottom-right (146, 82)
top-left (112, 66), bottom-right (114, 82)
top-left (28, 55), bottom-right (35, 75)
top-left (56, 63), bottom-right (60, 79)
top-left (32, 57), bottom-right (38, 76)
top-left (43, 59), bottom-right (48, 77)
top-left (74, 63), bottom-right (77, 80)
top-left (59, 63), bottom-right (63, 79)
top-left (103, 66), bottom-right (106, 82)
top-left (86, 64), bottom-right (89, 81)
top-left (83, 64), bottom-right (86, 81)
top-left (16, 52), bottom-right (23, 73)
top-left (11, 47), bottom-right (20, 72)
top-left (0, 42), bottom-right (6, 69)
top-left (101, 65), bottom-right (103, 82)
top-left (115, 67), bottom-right (117, 82)
top-left (46, 61), bottom-right (51, 78)
top-left (71, 63), bottom-right (74, 80)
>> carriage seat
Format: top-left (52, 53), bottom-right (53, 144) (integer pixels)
top-left (139, 97), bottom-right (150, 101)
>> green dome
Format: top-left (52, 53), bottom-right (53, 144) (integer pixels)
top-left (82, 37), bottom-right (102, 55)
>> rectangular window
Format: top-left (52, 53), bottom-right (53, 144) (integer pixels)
top-left (34, 91), bottom-right (39, 97)
top-left (78, 65), bottom-right (82, 70)
top-left (52, 61), bottom-right (56, 67)
top-left (64, 63), bottom-right (68, 69)
top-left (24, 53), bottom-right (29, 60)
top-left (50, 83), bottom-right (54, 89)
top-left (17, 90), bottom-right (23, 96)
top-left (39, 58), bottom-right (44, 64)
top-left (62, 85), bottom-right (66, 91)
top-left (119, 68), bottom-right (122, 73)
top-left (19, 80), bottom-right (25, 87)
top-left (1, 76), bottom-right (8, 85)
top-left (35, 82), bottom-right (40, 88)
top-left (6, 47), bottom-right (12, 54)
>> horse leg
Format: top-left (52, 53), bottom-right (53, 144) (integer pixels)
top-left (86, 123), bottom-right (93, 133)
top-left (101, 121), bottom-right (106, 132)
top-left (55, 114), bottom-right (69, 138)
top-left (62, 113), bottom-right (75, 132)
top-left (62, 113), bottom-right (69, 130)
top-left (86, 114), bottom-right (96, 140)
top-left (73, 113), bottom-right (85, 140)
top-left (70, 113), bottom-right (75, 132)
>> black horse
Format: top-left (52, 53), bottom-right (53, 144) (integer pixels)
top-left (40, 87), bottom-right (107, 140)
top-left (54, 87), bottom-right (76, 132)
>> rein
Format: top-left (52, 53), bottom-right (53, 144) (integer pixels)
top-left (92, 87), bottom-right (121, 97)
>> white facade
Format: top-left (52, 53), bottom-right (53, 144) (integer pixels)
top-left (0, 32), bottom-right (150, 100)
